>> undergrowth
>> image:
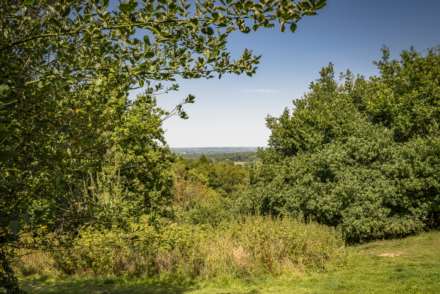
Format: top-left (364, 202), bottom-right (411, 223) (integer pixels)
top-left (14, 216), bottom-right (345, 281)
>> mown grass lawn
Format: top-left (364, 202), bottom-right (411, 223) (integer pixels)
top-left (21, 231), bottom-right (440, 294)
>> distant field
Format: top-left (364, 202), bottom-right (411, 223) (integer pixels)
top-left (21, 231), bottom-right (440, 294)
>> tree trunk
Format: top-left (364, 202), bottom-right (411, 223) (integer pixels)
top-left (0, 248), bottom-right (24, 294)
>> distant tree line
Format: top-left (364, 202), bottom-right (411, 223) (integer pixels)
top-left (180, 152), bottom-right (257, 162)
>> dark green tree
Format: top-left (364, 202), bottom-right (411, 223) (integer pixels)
top-left (248, 48), bottom-right (440, 243)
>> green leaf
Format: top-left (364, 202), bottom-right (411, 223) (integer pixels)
top-left (143, 35), bottom-right (151, 45)
top-left (202, 26), bottom-right (214, 35)
top-left (314, 0), bottom-right (327, 10)
top-left (145, 51), bottom-right (155, 58)
top-left (185, 94), bottom-right (196, 104)
top-left (290, 23), bottom-right (297, 32)
top-left (280, 22), bottom-right (286, 32)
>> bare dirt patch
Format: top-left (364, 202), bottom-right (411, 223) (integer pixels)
top-left (377, 252), bottom-right (403, 257)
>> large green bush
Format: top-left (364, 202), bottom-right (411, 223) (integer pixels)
top-left (245, 48), bottom-right (440, 242)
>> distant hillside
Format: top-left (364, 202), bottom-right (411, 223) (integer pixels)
top-left (172, 147), bottom-right (259, 162)
top-left (172, 147), bottom-right (259, 155)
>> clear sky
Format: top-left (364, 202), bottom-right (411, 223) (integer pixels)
top-left (156, 0), bottom-right (440, 148)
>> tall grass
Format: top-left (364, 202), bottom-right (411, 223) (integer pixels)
top-left (15, 216), bottom-right (345, 280)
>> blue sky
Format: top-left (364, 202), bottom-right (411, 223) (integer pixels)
top-left (157, 0), bottom-right (440, 148)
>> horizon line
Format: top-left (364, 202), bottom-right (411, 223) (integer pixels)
top-left (170, 146), bottom-right (265, 149)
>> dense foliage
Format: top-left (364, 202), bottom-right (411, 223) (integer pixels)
top-left (172, 156), bottom-right (249, 225)
top-left (245, 48), bottom-right (440, 242)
